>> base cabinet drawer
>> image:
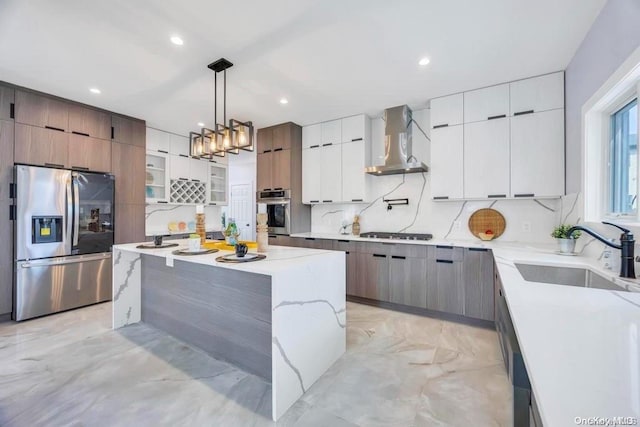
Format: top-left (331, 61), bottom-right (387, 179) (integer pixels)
top-left (463, 248), bottom-right (495, 321)
top-left (389, 256), bottom-right (427, 308)
top-left (426, 258), bottom-right (464, 315)
top-left (355, 252), bottom-right (389, 300)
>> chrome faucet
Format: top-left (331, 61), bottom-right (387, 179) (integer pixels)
top-left (567, 222), bottom-right (636, 279)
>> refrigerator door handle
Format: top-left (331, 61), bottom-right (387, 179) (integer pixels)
top-left (72, 175), bottom-right (80, 248)
top-left (65, 175), bottom-right (73, 254)
top-left (20, 253), bottom-right (111, 268)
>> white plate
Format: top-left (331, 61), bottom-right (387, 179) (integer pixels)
top-left (223, 253), bottom-right (260, 261)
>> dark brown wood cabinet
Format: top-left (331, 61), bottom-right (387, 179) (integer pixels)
top-left (272, 125), bottom-right (292, 150)
top-left (272, 149), bottom-right (291, 190)
top-left (0, 120), bottom-right (14, 200)
top-left (68, 134), bottom-right (112, 173)
top-left (112, 115), bottom-right (145, 147)
top-left (111, 142), bottom-right (145, 205)
top-left (356, 252), bottom-right (390, 301)
top-left (257, 128), bottom-right (272, 153)
top-left (0, 85), bottom-right (15, 121)
top-left (114, 203), bottom-right (146, 244)
top-left (68, 104), bottom-right (111, 139)
top-left (389, 256), bottom-right (428, 308)
top-left (257, 151), bottom-right (273, 191)
top-left (15, 90), bottom-right (69, 131)
top-left (14, 123), bottom-right (69, 168)
top-left (464, 248), bottom-right (495, 321)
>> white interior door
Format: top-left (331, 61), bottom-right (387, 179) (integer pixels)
top-left (230, 183), bottom-right (254, 241)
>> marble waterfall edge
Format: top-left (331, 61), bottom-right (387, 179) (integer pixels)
top-left (112, 249), bottom-right (142, 328)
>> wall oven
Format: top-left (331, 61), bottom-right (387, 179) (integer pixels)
top-left (257, 190), bottom-right (291, 235)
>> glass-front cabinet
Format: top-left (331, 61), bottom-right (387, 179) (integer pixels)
top-left (208, 160), bottom-right (228, 205)
top-left (145, 152), bottom-right (170, 203)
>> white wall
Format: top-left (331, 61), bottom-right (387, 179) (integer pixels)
top-left (146, 204), bottom-right (222, 236)
top-left (311, 108), bottom-right (562, 244)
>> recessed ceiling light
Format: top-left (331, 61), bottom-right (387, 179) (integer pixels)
top-left (197, 122), bottom-right (205, 127)
top-left (170, 36), bottom-right (184, 46)
top-left (279, 98), bottom-right (289, 105)
top-left (89, 88), bottom-right (101, 94)
top-left (418, 57), bottom-right (430, 66)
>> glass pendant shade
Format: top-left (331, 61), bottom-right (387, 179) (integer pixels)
top-left (229, 119), bottom-right (254, 152)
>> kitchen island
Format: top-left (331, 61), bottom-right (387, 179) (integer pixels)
top-left (111, 241), bottom-right (346, 421)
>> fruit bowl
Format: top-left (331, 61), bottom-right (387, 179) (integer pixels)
top-left (478, 232), bottom-right (495, 241)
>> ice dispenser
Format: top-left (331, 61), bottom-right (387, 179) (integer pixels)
top-left (32, 216), bottom-right (63, 244)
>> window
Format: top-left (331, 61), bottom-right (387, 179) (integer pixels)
top-left (608, 98), bottom-right (638, 215)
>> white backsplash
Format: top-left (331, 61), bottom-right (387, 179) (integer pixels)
top-left (145, 204), bottom-right (223, 236)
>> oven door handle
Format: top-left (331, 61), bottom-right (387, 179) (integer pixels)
top-left (258, 199), bottom-right (291, 205)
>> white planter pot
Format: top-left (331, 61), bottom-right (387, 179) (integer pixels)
top-left (556, 238), bottom-right (576, 254)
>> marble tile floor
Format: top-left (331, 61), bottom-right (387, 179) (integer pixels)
top-left (0, 302), bottom-right (512, 426)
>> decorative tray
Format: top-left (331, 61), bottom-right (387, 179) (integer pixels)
top-left (171, 248), bottom-right (219, 256)
top-left (215, 253), bottom-right (266, 263)
top-left (203, 241), bottom-right (258, 251)
top-left (136, 243), bottom-right (179, 249)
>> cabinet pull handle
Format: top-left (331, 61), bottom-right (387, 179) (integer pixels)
top-left (264, 188), bottom-right (272, 191)
top-left (154, 149), bottom-right (168, 154)
top-left (310, 145), bottom-right (320, 149)
top-left (310, 200), bottom-right (319, 203)
top-left (111, 126), bottom-right (114, 139)
top-left (351, 198), bottom-right (363, 202)
top-left (487, 114), bottom-right (506, 120)
top-left (44, 162), bottom-right (64, 168)
top-left (514, 193), bottom-right (534, 198)
top-left (305, 237), bottom-right (316, 241)
top-left (10, 103), bottom-right (15, 119)
top-left (391, 255), bottom-right (406, 260)
top-left (9, 183), bottom-right (15, 199)
top-left (436, 259), bottom-right (453, 264)
top-left (351, 138), bottom-right (363, 142)
top-left (338, 239), bottom-right (350, 243)
top-left (373, 254), bottom-right (386, 258)
top-left (209, 202), bottom-right (217, 205)
top-left (269, 235), bottom-right (277, 238)
top-left (45, 125), bottom-right (65, 132)
top-left (178, 177), bottom-right (188, 181)
top-left (468, 248), bottom-right (489, 252)
top-left (488, 194), bottom-right (506, 198)
top-left (322, 200), bottom-right (333, 203)
top-left (178, 154), bottom-right (189, 157)
top-left (191, 179), bottom-right (200, 182)
top-left (322, 143), bottom-right (333, 147)
top-left (436, 245), bottom-right (453, 249)
top-left (157, 201), bottom-right (168, 204)
top-left (274, 187), bottom-right (283, 190)
top-left (71, 131), bottom-right (90, 137)
top-left (71, 166), bottom-right (89, 171)
top-left (9, 204), bottom-right (16, 220)
top-left (432, 124), bottom-right (449, 129)
top-left (514, 110), bottom-right (534, 116)
top-left (499, 288), bottom-right (503, 296)
top-left (209, 159), bottom-right (218, 163)
top-left (263, 149), bottom-right (272, 153)
top-left (345, 251), bottom-right (350, 255)
top-left (273, 148), bottom-right (283, 152)
top-left (433, 196), bottom-right (449, 200)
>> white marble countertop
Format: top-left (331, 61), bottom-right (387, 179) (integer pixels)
top-left (113, 239), bottom-right (337, 276)
top-left (492, 245), bottom-right (640, 426)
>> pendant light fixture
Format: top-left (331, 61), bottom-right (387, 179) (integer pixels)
top-left (190, 58), bottom-right (254, 158)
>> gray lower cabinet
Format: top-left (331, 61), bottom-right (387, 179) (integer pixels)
top-left (389, 255), bottom-right (428, 308)
top-left (463, 248), bottom-right (495, 321)
top-left (268, 235), bottom-right (294, 246)
top-left (356, 252), bottom-right (389, 301)
top-left (426, 252), bottom-right (465, 315)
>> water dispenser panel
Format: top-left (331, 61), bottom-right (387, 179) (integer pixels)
top-left (32, 216), bottom-right (63, 244)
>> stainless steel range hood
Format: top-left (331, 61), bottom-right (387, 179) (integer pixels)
top-left (365, 105), bottom-right (429, 176)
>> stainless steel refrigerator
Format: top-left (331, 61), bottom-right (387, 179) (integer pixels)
top-left (13, 165), bottom-right (114, 321)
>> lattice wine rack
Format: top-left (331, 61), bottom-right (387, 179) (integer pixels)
top-left (170, 179), bottom-right (206, 204)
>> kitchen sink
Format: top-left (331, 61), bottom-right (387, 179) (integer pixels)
top-left (514, 263), bottom-right (626, 291)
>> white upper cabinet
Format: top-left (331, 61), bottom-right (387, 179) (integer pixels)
top-left (510, 109), bottom-right (564, 198)
top-left (431, 125), bottom-right (464, 200)
top-left (431, 93), bottom-right (463, 128)
top-left (302, 123), bottom-right (321, 149)
top-left (302, 147), bottom-right (322, 203)
top-left (341, 140), bottom-right (368, 202)
top-left (170, 134), bottom-right (190, 157)
top-left (146, 128), bottom-right (171, 153)
top-left (510, 72), bottom-right (564, 115)
top-left (341, 114), bottom-right (368, 143)
top-left (169, 154), bottom-right (191, 181)
top-left (464, 83), bottom-right (510, 123)
top-left (463, 118), bottom-right (510, 199)
top-left (321, 120), bottom-right (342, 145)
top-left (190, 158), bottom-right (209, 184)
top-left (320, 143), bottom-right (342, 202)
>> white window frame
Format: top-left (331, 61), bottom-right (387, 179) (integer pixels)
top-left (583, 46), bottom-right (640, 226)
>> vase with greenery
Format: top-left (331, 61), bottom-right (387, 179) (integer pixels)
top-left (551, 224), bottom-right (581, 253)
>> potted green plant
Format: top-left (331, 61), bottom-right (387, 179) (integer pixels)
top-left (551, 224), bottom-right (581, 253)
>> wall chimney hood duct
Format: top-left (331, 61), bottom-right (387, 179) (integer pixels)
top-left (365, 105), bottom-right (429, 176)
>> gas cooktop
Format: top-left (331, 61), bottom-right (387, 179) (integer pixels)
top-left (359, 232), bottom-right (433, 241)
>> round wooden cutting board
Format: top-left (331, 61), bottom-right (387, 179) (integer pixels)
top-left (468, 208), bottom-right (506, 239)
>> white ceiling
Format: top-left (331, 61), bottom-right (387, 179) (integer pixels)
top-left (0, 0), bottom-right (605, 135)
